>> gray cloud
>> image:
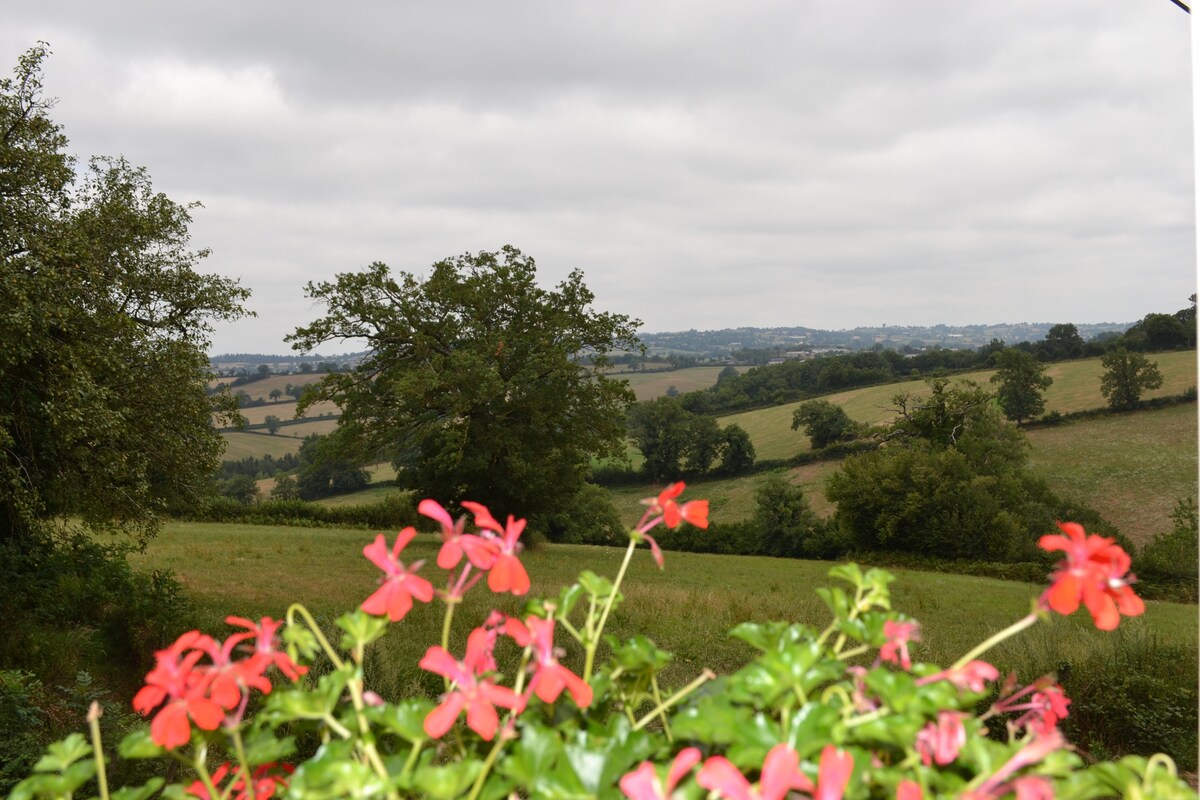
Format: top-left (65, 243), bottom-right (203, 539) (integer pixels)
top-left (3, 1), bottom-right (1193, 353)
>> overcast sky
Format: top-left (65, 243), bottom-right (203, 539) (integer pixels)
top-left (5, 2), bottom-right (1195, 355)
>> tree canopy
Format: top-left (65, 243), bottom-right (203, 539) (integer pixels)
top-left (0, 45), bottom-right (249, 545)
top-left (990, 348), bottom-right (1052, 425)
top-left (1099, 348), bottom-right (1163, 411)
top-left (287, 246), bottom-right (641, 521)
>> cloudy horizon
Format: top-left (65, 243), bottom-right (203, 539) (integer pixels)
top-left (4, 2), bottom-right (1195, 355)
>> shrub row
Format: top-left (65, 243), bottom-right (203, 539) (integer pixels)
top-left (182, 496), bottom-right (419, 529)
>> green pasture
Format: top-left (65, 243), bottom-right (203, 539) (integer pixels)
top-left (1026, 403), bottom-right (1198, 545)
top-left (134, 521), bottom-right (1197, 700)
top-left (235, 399), bottom-right (340, 426)
top-left (210, 373), bottom-right (328, 402)
top-left (616, 366), bottom-right (748, 401)
top-left (719, 351), bottom-right (1196, 462)
top-left (220, 431), bottom-right (304, 460)
top-left (606, 403), bottom-right (1196, 545)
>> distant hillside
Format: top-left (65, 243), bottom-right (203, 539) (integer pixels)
top-left (638, 321), bottom-right (1133, 358)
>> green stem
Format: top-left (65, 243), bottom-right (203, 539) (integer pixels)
top-left (441, 599), bottom-right (458, 653)
top-left (229, 727), bottom-right (257, 800)
top-left (650, 676), bottom-right (673, 741)
top-left (402, 741), bottom-right (422, 777)
top-left (465, 727), bottom-right (508, 800)
top-left (633, 670), bottom-right (716, 731)
top-left (845, 705), bottom-right (891, 729)
top-left (584, 538), bottom-right (636, 680)
top-left (836, 644), bottom-right (869, 661)
top-left (287, 603), bottom-right (345, 670)
top-left (323, 713), bottom-right (353, 739)
top-left (192, 748), bottom-right (221, 800)
top-left (951, 612), bottom-right (1039, 671)
top-left (86, 703), bottom-right (109, 800)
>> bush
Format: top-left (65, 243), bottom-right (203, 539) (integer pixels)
top-left (1061, 629), bottom-right (1198, 771)
top-left (541, 483), bottom-right (626, 546)
top-left (186, 495), bottom-right (418, 529)
top-left (1134, 498), bottom-right (1198, 602)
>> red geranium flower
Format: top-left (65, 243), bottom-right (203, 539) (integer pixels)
top-left (361, 528), bottom-right (435, 621)
top-left (186, 762), bottom-right (295, 799)
top-left (505, 615), bottom-right (592, 708)
top-left (462, 501), bottom-right (530, 595)
top-left (652, 482), bottom-right (709, 530)
top-left (419, 628), bottom-right (525, 741)
top-left (880, 620), bottom-right (920, 671)
top-left (132, 631), bottom-right (226, 749)
top-left (620, 748), bottom-right (702, 800)
top-left (418, 498), bottom-right (498, 570)
top-left (1038, 521), bottom-right (1144, 630)
top-left (226, 615), bottom-right (308, 683)
top-left (915, 711), bottom-right (966, 767)
top-left (697, 743), bottom-right (850, 800)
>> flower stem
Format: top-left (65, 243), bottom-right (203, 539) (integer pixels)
top-left (86, 702), bottom-right (109, 800)
top-left (650, 675), bottom-right (673, 741)
top-left (633, 670), bottom-right (716, 731)
top-left (287, 603), bottom-right (345, 670)
top-left (584, 537), bottom-right (636, 680)
top-left (951, 612), bottom-right (1039, 671)
top-left (229, 727), bottom-right (257, 800)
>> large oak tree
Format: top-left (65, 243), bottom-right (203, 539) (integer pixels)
top-left (287, 246), bottom-right (641, 522)
top-left (1, 45), bottom-right (249, 546)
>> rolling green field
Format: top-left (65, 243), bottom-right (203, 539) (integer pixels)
top-left (719, 350), bottom-right (1196, 462)
top-left (606, 403), bottom-right (1196, 545)
top-left (1026, 403), bottom-right (1197, 544)
top-left (219, 431), bottom-right (304, 460)
top-left (233, 399), bottom-right (340, 426)
top-left (209, 372), bottom-right (326, 401)
top-left (134, 521), bottom-right (1197, 698)
top-left (616, 366), bottom-right (749, 401)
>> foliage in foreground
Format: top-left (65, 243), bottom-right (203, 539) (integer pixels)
top-left (10, 486), bottom-right (1194, 800)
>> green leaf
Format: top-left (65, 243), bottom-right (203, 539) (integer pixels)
top-left (578, 570), bottom-right (617, 601)
top-left (241, 729), bottom-right (297, 765)
top-left (336, 609), bottom-right (390, 650)
top-left (784, 704), bottom-right (841, 758)
top-left (413, 761), bottom-right (482, 799)
top-left (264, 664), bottom-right (353, 721)
top-left (106, 778), bottom-right (166, 800)
top-left (289, 740), bottom-right (388, 800)
top-left (729, 621), bottom-right (812, 653)
top-left (367, 697), bottom-right (436, 744)
top-left (33, 734), bottom-right (92, 773)
top-left (828, 563), bottom-right (864, 587)
top-left (815, 587), bottom-right (850, 620)
top-left (283, 623), bottom-right (321, 662)
top-left (500, 722), bottom-right (563, 785)
top-left (608, 635), bottom-right (672, 673)
top-left (556, 582), bottom-right (586, 620)
top-left (116, 728), bottom-right (164, 760)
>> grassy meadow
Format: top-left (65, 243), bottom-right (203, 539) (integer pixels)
top-left (209, 372), bottom-right (326, 402)
top-left (135, 521), bottom-right (1196, 700)
top-left (605, 402), bottom-right (1196, 544)
top-left (719, 350), bottom-right (1196, 462)
top-left (220, 431), bottom-right (304, 460)
top-left (616, 366), bottom-right (749, 400)
top-left (1026, 403), bottom-right (1198, 544)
